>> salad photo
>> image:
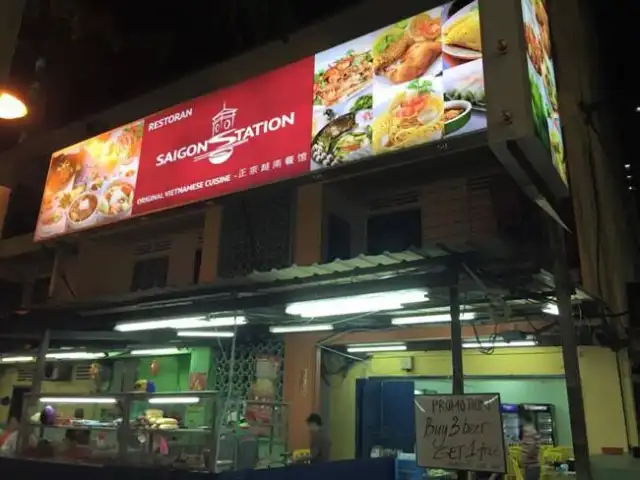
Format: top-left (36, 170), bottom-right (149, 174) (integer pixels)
top-left (521, 0), bottom-right (567, 185)
top-left (310, 0), bottom-right (488, 172)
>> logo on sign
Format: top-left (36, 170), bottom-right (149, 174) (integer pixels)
top-left (155, 102), bottom-right (296, 168)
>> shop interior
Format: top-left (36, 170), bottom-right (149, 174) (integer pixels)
top-left (0, 250), bottom-right (631, 473)
top-left (0, 332), bottom-right (289, 471)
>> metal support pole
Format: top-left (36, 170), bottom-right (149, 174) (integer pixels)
top-left (19, 329), bottom-right (50, 453)
top-left (31, 329), bottom-right (51, 398)
top-left (449, 266), bottom-right (467, 480)
top-left (549, 220), bottom-right (593, 480)
top-left (450, 270), bottom-right (464, 395)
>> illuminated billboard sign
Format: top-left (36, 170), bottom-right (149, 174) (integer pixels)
top-left (34, 0), bottom-right (488, 241)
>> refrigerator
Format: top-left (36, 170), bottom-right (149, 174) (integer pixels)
top-left (500, 403), bottom-right (520, 445)
top-left (521, 403), bottom-right (556, 445)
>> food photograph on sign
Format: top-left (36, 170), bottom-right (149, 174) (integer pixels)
top-left (521, 0), bottom-right (567, 186)
top-left (34, 1), bottom-right (487, 242)
top-left (35, 119), bottom-right (145, 240)
top-left (311, 0), bottom-right (486, 170)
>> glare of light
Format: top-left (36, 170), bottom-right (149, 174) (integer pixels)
top-left (542, 303), bottom-right (559, 315)
top-left (625, 164), bottom-right (632, 170)
top-left (0, 91), bottom-right (28, 120)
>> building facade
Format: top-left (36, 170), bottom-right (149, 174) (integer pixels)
top-left (0, 0), bottom-right (637, 464)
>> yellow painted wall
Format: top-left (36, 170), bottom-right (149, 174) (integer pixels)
top-left (328, 346), bottom-right (627, 460)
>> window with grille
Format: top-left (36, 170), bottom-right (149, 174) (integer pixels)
top-left (130, 256), bottom-right (169, 292)
top-left (366, 208), bottom-right (422, 255)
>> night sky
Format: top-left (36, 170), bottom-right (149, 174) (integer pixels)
top-left (0, 0), bottom-right (637, 185)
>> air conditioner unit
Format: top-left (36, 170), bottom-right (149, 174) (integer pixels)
top-left (43, 363), bottom-right (73, 382)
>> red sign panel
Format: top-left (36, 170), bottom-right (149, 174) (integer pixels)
top-left (34, 0), bottom-right (487, 241)
top-left (135, 58), bottom-right (313, 215)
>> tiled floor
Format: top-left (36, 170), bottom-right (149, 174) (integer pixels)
top-left (591, 455), bottom-right (640, 480)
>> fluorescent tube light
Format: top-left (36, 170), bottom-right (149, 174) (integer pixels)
top-left (269, 324), bottom-right (334, 334)
top-left (148, 396), bottom-right (200, 405)
top-left (177, 331), bottom-right (234, 338)
top-left (347, 343), bottom-right (408, 353)
top-left (46, 352), bottom-right (106, 360)
top-left (542, 304), bottom-right (559, 315)
top-left (40, 397), bottom-right (116, 404)
top-left (115, 316), bottom-right (246, 332)
top-left (391, 313), bottom-right (476, 325)
top-left (462, 340), bottom-right (537, 349)
top-left (115, 316), bottom-right (209, 332)
top-left (207, 316), bottom-right (246, 327)
top-left (129, 348), bottom-right (185, 356)
top-left (0, 356), bottom-right (35, 363)
top-left (286, 289), bottom-right (427, 318)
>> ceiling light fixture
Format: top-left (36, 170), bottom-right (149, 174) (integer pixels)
top-left (391, 312), bottom-right (477, 325)
top-left (114, 315), bottom-right (246, 332)
top-left (286, 289), bottom-right (427, 318)
top-left (148, 396), bottom-right (200, 405)
top-left (46, 352), bottom-right (106, 360)
top-left (129, 348), bottom-right (186, 356)
top-left (40, 397), bottom-right (116, 405)
top-left (462, 340), bottom-right (537, 349)
top-left (0, 90), bottom-right (27, 120)
top-left (346, 343), bottom-right (407, 353)
top-left (0, 356), bottom-right (35, 364)
top-left (177, 331), bottom-right (234, 338)
top-left (269, 324), bottom-right (334, 334)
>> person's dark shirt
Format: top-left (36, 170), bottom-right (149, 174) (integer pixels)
top-left (309, 429), bottom-right (331, 463)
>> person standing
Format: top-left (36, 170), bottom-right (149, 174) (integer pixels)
top-left (304, 413), bottom-right (331, 464)
top-left (519, 409), bottom-right (542, 480)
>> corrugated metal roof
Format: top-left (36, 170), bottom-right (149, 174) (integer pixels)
top-left (246, 250), bottom-right (434, 283)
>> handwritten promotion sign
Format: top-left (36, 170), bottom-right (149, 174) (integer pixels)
top-left (414, 394), bottom-right (507, 473)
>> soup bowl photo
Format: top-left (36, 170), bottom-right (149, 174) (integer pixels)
top-left (443, 100), bottom-right (472, 135)
top-left (98, 180), bottom-right (135, 221)
top-left (66, 192), bottom-right (100, 231)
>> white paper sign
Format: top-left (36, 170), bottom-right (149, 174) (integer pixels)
top-left (414, 393), bottom-right (507, 473)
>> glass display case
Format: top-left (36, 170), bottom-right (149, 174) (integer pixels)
top-left (15, 391), bottom-right (219, 471)
top-left (220, 398), bottom-right (290, 469)
top-left (13, 392), bottom-right (290, 471)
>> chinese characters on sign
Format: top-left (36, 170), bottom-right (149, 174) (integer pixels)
top-left (34, 0), bottom-right (487, 241)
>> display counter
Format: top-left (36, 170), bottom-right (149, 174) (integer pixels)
top-left (12, 391), bottom-right (290, 472)
top-left (15, 391), bottom-right (222, 470)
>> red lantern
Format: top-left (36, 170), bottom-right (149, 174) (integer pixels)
top-left (150, 359), bottom-right (159, 376)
